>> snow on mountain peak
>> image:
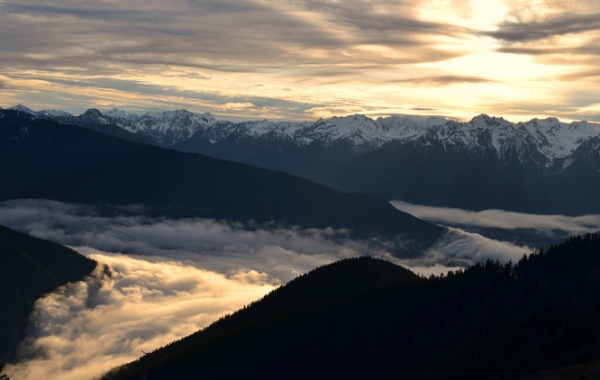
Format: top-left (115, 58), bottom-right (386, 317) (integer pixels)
top-left (106, 108), bottom-right (139, 120)
top-left (39, 109), bottom-right (73, 118)
top-left (9, 104), bottom-right (37, 115)
top-left (4, 104), bottom-right (600, 164)
top-left (470, 114), bottom-right (510, 128)
top-left (124, 109), bottom-right (219, 145)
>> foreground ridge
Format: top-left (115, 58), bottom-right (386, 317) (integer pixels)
top-left (104, 233), bottom-right (600, 380)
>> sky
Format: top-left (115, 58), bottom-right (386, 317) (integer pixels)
top-left (1, 0), bottom-right (599, 122)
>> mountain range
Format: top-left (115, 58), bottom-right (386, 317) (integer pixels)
top-left (9, 104), bottom-right (600, 215)
top-left (0, 108), bottom-right (444, 254)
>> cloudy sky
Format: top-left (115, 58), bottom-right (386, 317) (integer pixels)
top-left (0, 0), bottom-right (599, 121)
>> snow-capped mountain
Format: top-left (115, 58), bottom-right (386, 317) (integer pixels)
top-left (324, 114), bottom-right (600, 214)
top-left (408, 114), bottom-right (600, 165)
top-left (9, 104), bottom-right (600, 158)
top-left (121, 109), bottom-right (217, 146)
top-left (8, 103), bottom-right (600, 176)
top-left (5, 104), bottom-right (600, 214)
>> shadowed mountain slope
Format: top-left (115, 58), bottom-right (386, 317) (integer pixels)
top-left (0, 225), bottom-right (97, 360)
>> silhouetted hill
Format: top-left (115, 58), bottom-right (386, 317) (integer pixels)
top-left (0, 224), bottom-right (97, 360)
top-left (103, 233), bottom-right (600, 380)
top-left (0, 109), bottom-right (444, 252)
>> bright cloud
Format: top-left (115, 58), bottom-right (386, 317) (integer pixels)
top-left (6, 253), bottom-right (276, 380)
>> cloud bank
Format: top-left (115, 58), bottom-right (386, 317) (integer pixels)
top-left (0, 199), bottom-right (369, 282)
top-left (391, 200), bottom-right (600, 237)
top-left (0, 199), bottom-right (531, 279)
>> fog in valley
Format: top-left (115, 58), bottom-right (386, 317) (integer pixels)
top-left (0, 199), bottom-right (546, 379)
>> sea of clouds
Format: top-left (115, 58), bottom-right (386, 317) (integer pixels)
top-left (0, 199), bottom-right (537, 379)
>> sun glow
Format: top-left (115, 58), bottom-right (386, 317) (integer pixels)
top-left (420, 0), bottom-right (509, 30)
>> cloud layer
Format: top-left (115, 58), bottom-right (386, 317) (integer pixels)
top-left (0, 199), bottom-right (531, 278)
top-left (1, 0), bottom-right (599, 121)
top-left (391, 201), bottom-right (600, 237)
top-left (0, 199), bottom-right (533, 379)
top-left (0, 199), bottom-right (370, 282)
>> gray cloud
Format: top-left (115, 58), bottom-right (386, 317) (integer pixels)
top-left (303, 0), bottom-right (469, 37)
top-left (393, 75), bottom-right (494, 85)
top-left (10, 74), bottom-right (323, 120)
top-left (0, 0), bottom-right (467, 74)
top-left (486, 13), bottom-right (600, 42)
top-left (411, 107), bottom-right (437, 111)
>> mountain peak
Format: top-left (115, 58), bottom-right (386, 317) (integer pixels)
top-left (470, 114), bottom-right (509, 128)
top-left (106, 108), bottom-right (138, 120)
top-left (82, 108), bottom-right (103, 117)
top-left (9, 104), bottom-right (37, 115)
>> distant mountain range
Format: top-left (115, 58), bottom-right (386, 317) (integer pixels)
top-left (102, 233), bottom-right (600, 380)
top-left (0, 108), bottom-right (444, 254)
top-left (0, 224), bottom-right (97, 360)
top-left (8, 104), bottom-right (600, 215)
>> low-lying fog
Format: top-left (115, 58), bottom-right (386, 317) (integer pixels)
top-left (1, 199), bottom-right (580, 379)
top-left (392, 201), bottom-right (600, 248)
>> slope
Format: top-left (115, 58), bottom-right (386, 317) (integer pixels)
top-left (101, 257), bottom-right (422, 380)
top-left (103, 233), bottom-right (600, 380)
top-left (0, 109), bottom-right (444, 251)
top-left (325, 139), bottom-right (552, 213)
top-left (0, 225), bottom-right (97, 360)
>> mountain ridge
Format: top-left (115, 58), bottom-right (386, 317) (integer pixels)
top-left (0, 108), bottom-right (444, 253)
top-left (9, 104), bottom-right (600, 215)
top-left (11, 104), bottom-right (599, 162)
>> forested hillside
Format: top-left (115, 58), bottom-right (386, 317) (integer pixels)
top-left (104, 233), bottom-right (600, 379)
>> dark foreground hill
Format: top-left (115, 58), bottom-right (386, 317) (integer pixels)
top-left (103, 233), bottom-right (600, 380)
top-left (0, 109), bottom-right (444, 253)
top-left (0, 225), bottom-right (97, 360)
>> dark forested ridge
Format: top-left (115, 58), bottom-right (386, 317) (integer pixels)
top-left (103, 233), bottom-right (600, 380)
top-left (0, 109), bottom-right (444, 252)
top-left (0, 225), bottom-right (97, 360)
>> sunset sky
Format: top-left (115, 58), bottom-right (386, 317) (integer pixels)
top-left (1, 0), bottom-right (599, 122)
